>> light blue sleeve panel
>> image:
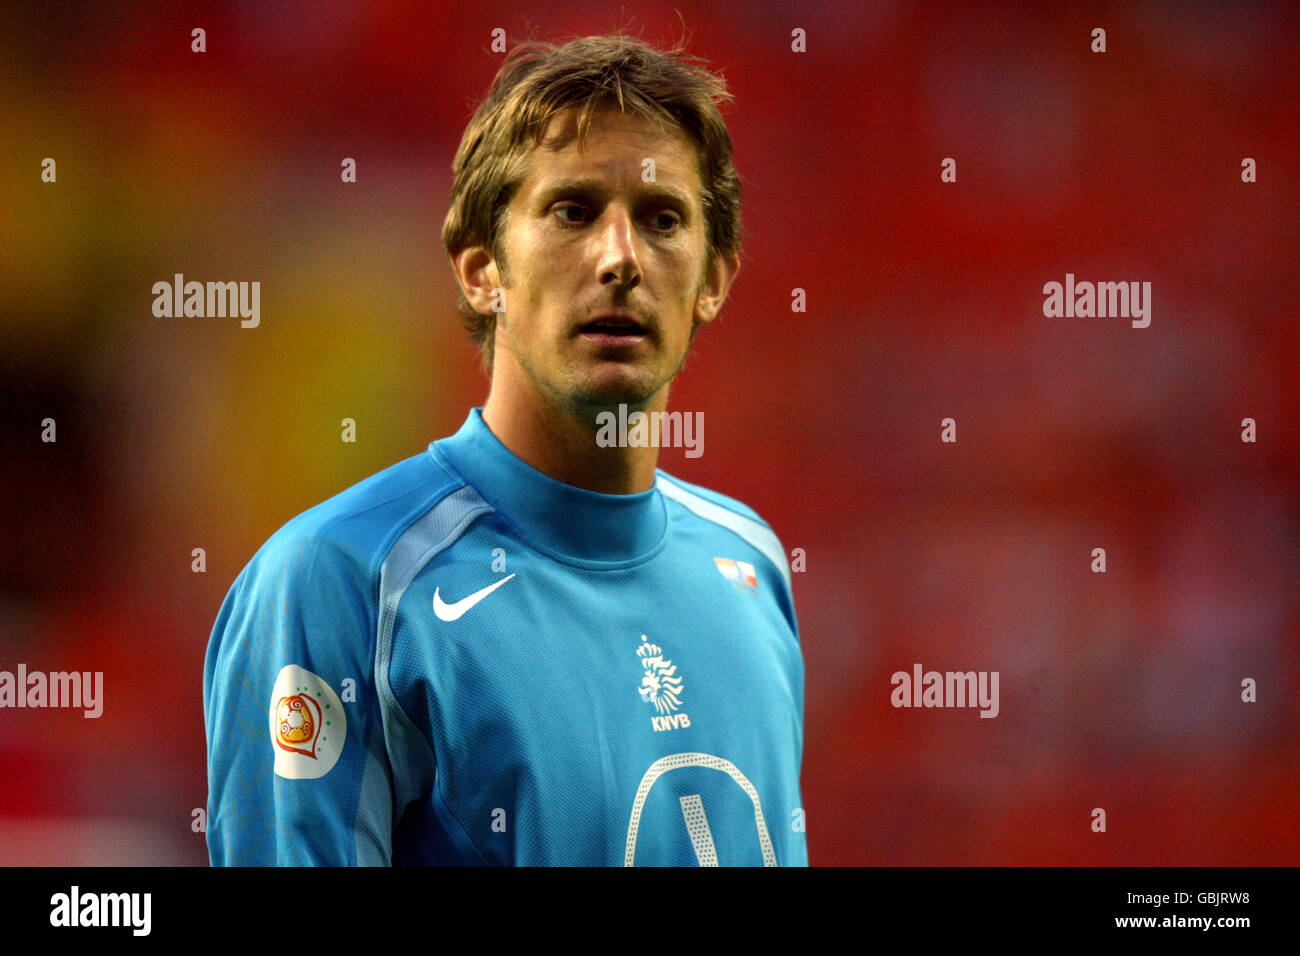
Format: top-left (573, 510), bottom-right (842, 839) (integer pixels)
top-left (203, 520), bottom-right (393, 865)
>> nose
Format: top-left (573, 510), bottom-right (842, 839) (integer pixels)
top-left (596, 204), bottom-right (642, 291)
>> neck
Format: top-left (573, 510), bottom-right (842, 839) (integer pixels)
top-left (481, 374), bottom-right (665, 496)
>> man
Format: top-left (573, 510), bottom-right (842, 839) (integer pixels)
top-left (204, 33), bottom-right (806, 866)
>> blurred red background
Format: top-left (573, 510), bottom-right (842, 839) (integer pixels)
top-left (1, 0), bottom-right (1296, 865)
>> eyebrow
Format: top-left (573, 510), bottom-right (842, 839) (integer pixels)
top-left (531, 177), bottom-right (696, 213)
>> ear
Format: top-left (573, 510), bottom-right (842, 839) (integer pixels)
top-left (692, 251), bottom-right (740, 326)
top-left (450, 244), bottom-right (504, 316)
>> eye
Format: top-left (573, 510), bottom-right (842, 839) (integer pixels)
top-left (649, 210), bottom-right (682, 234)
top-left (553, 203), bottom-right (590, 228)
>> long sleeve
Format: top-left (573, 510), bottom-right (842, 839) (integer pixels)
top-left (203, 527), bottom-right (393, 865)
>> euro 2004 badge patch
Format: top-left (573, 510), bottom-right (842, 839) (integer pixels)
top-left (269, 664), bottom-right (345, 779)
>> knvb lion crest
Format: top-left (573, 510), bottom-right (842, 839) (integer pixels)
top-left (636, 636), bottom-right (690, 731)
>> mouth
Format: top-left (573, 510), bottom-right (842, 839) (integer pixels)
top-left (577, 313), bottom-right (650, 347)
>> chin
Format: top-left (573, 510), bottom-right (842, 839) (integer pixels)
top-left (570, 373), bottom-right (660, 412)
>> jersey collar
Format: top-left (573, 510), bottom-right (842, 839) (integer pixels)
top-left (430, 407), bottom-right (667, 565)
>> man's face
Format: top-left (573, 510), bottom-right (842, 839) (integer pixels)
top-left (480, 107), bottom-right (737, 412)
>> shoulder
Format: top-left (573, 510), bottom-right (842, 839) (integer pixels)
top-left (655, 470), bottom-right (768, 524)
top-left (655, 470), bottom-right (792, 592)
top-left (239, 448), bottom-right (473, 597)
top-left (209, 449), bottom-right (482, 683)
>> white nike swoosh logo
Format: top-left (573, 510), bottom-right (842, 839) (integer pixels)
top-left (432, 573), bottom-right (516, 622)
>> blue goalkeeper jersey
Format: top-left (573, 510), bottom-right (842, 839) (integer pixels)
top-left (203, 407), bottom-right (807, 866)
